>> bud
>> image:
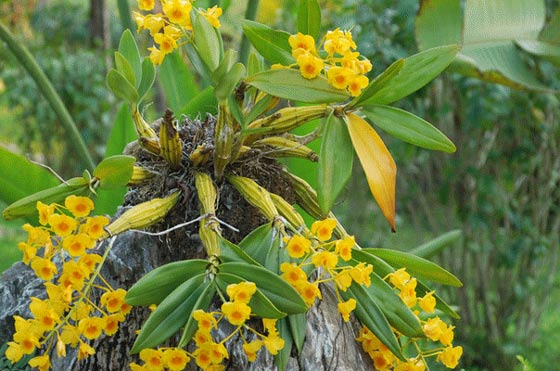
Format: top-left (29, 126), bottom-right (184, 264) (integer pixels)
top-left (227, 175), bottom-right (278, 221)
top-left (102, 191), bottom-right (180, 238)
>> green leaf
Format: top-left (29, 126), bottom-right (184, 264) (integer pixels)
top-left (211, 49), bottom-right (237, 85)
top-left (318, 114), bottom-right (353, 214)
top-left (217, 236), bottom-right (261, 265)
top-left (244, 95), bottom-right (274, 126)
top-left (126, 259), bottom-right (209, 306)
top-left (93, 155), bottom-right (135, 189)
top-left (228, 95), bottom-right (245, 128)
top-left (415, 0), bottom-right (462, 50)
top-left (342, 283), bottom-right (405, 361)
top-left (216, 272), bottom-right (286, 319)
top-left (158, 51), bottom-right (199, 113)
top-left (130, 274), bottom-right (209, 353)
top-left (185, 43), bottom-right (213, 84)
top-left (2, 177), bottom-right (89, 221)
top-left (275, 318), bottom-right (293, 371)
top-left (193, 12), bottom-right (221, 72)
top-left (118, 29), bottom-right (142, 88)
top-left (352, 249), bottom-right (460, 319)
top-left (137, 58), bottom-right (156, 103)
top-left (409, 229), bottom-right (462, 259)
top-left (219, 262), bottom-right (307, 314)
top-left (0, 147), bottom-right (60, 209)
top-left (516, 40), bottom-right (560, 66)
top-left (356, 45), bottom-right (459, 106)
top-left (178, 86), bottom-right (218, 117)
top-left (364, 248), bottom-right (462, 287)
top-left (242, 20), bottom-right (294, 65)
top-left (215, 62), bottom-right (246, 102)
top-left (361, 105), bottom-right (456, 153)
top-left (107, 68), bottom-right (138, 104)
top-left (178, 283), bottom-right (217, 347)
top-left (288, 313), bottom-right (306, 353)
top-left (366, 272), bottom-right (424, 337)
top-left (247, 52), bottom-right (265, 76)
top-left (114, 51), bottom-right (136, 87)
top-left (104, 104), bottom-right (137, 157)
top-left (350, 58), bottom-right (404, 108)
top-left (246, 69), bottom-right (349, 104)
top-left (239, 223), bottom-right (277, 266)
top-left (297, 0), bottom-right (321, 40)
top-left (95, 104), bottom-right (137, 215)
top-left (416, 0), bottom-right (552, 91)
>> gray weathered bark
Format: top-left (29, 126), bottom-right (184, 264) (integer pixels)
top-left (0, 228), bottom-right (375, 371)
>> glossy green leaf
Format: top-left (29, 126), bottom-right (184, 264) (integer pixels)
top-left (185, 43), bottom-right (212, 84)
top-left (193, 13), bottom-right (221, 72)
top-left (211, 49), bottom-right (237, 85)
top-left (114, 52), bottom-right (136, 87)
top-left (228, 95), bottom-right (245, 128)
top-left (118, 29), bottom-right (142, 87)
top-left (130, 274), bottom-right (208, 353)
top-left (288, 313), bottom-right (306, 353)
top-left (104, 104), bottom-right (137, 157)
top-left (137, 58), bottom-right (156, 103)
top-left (215, 62), bottom-right (246, 102)
top-left (367, 272), bottom-right (424, 337)
top-left (216, 272), bottom-right (286, 319)
top-left (0, 147), bottom-right (60, 211)
top-left (107, 68), bottom-right (138, 104)
top-left (217, 236), bottom-right (261, 265)
top-left (357, 45), bottom-right (459, 106)
top-left (246, 69), bottom-right (349, 104)
top-left (2, 177), bottom-right (89, 221)
top-left (350, 58), bottom-right (404, 108)
top-left (178, 86), bottom-right (218, 117)
top-left (219, 262), bottom-right (307, 314)
top-left (178, 283), bottom-right (217, 347)
top-left (318, 114), bottom-right (353, 214)
top-left (125, 259), bottom-right (209, 306)
top-left (238, 222), bottom-right (277, 265)
top-left (297, 0), bottom-right (321, 40)
top-left (93, 155), bottom-right (135, 189)
top-left (361, 105), bottom-right (456, 153)
top-left (342, 283), bottom-right (404, 360)
top-left (242, 20), bottom-right (293, 65)
top-left (247, 52), bottom-right (265, 76)
top-left (159, 51), bottom-right (199, 113)
top-left (364, 248), bottom-right (462, 287)
top-left (275, 317), bottom-right (293, 371)
top-left (352, 249), bottom-right (460, 319)
top-left (95, 104), bottom-right (137, 215)
top-left (409, 229), bottom-right (462, 259)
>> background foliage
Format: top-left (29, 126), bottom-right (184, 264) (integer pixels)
top-left (1, 1), bottom-right (559, 371)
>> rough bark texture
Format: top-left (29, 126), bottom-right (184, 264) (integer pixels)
top-left (0, 228), bottom-right (374, 371)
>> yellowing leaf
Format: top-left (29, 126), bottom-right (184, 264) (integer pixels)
top-left (345, 113), bottom-right (396, 231)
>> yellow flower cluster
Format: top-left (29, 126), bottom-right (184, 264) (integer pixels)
top-left (6, 196), bottom-right (130, 371)
top-left (281, 218), bottom-right (372, 322)
top-left (133, 0), bottom-right (222, 65)
top-left (284, 29), bottom-right (372, 96)
top-left (355, 268), bottom-right (463, 370)
top-left (130, 282), bottom-right (284, 370)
